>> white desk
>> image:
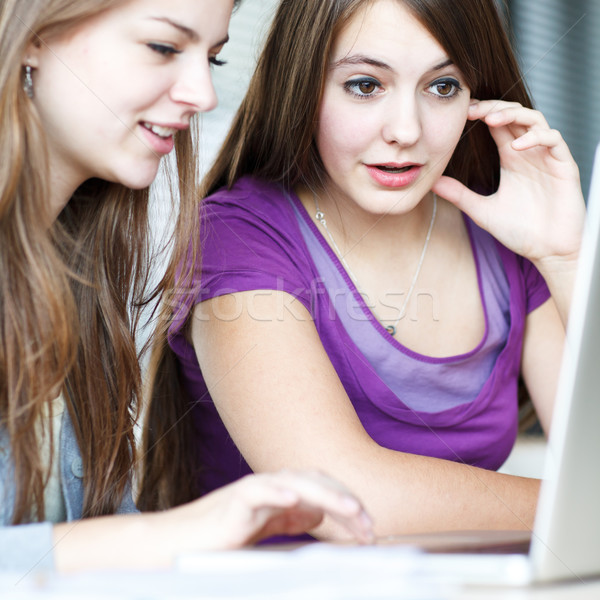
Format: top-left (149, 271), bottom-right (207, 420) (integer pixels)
top-left (3, 572), bottom-right (599, 600)
top-left (3, 545), bottom-right (599, 600)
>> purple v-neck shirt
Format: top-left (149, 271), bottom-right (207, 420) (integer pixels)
top-left (169, 176), bottom-right (550, 495)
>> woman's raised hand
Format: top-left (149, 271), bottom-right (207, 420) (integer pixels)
top-left (433, 99), bottom-right (585, 266)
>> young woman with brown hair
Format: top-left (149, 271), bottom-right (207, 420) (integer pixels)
top-left (142, 0), bottom-right (585, 540)
top-left (0, 0), bottom-right (374, 573)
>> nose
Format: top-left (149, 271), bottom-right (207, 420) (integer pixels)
top-left (382, 91), bottom-right (421, 147)
top-left (170, 61), bottom-right (218, 115)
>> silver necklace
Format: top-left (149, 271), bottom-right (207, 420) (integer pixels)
top-left (314, 193), bottom-right (437, 337)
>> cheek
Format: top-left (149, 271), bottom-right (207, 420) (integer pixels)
top-left (316, 93), bottom-right (374, 166)
top-left (423, 106), bottom-right (468, 155)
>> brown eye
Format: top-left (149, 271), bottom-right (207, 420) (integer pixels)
top-left (429, 78), bottom-right (461, 99)
top-left (358, 81), bottom-right (376, 94)
top-left (436, 82), bottom-right (454, 96)
top-left (345, 77), bottom-right (381, 98)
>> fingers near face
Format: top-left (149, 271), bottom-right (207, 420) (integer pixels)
top-left (468, 100), bottom-right (548, 129)
top-left (469, 100), bottom-right (576, 168)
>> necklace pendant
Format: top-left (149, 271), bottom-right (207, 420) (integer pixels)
top-left (386, 325), bottom-right (396, 336)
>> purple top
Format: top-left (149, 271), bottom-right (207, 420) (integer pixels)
top-left (169, 176), bottom-right (550, 496)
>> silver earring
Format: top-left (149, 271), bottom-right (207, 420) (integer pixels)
top-left (24, 64), bottom-right (34, 99)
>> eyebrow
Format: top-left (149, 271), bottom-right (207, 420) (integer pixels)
top-left (147, 17), bottom-right (230, 48)
top-left (332, 54), bottom-right (393, 71)
top-left (331, 54), bottom-right (455, 73)
top-left (149, 17), bottom-right (199, 41)
top-left (431, 58), bottom-right (454, 71)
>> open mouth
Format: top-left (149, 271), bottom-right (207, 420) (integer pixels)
top-left (141, 122), bottom-right (176, 139)
top-left (374, 165), bottom-right (415, 174)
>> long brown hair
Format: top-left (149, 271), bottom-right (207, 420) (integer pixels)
top-left (139, 0), bottom-right (533, 510)
top-left (0, 0), bottom-right (200, 523)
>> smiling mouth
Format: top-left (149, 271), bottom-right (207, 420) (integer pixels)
top-left (141, 122), bottom-right (177, 139)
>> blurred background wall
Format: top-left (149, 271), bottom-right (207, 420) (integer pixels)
top-left (506, 0), bottom-right (600, 197)
top-left (197, 0), bottom-right (277, 175)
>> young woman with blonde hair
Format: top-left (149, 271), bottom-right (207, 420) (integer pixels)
top-left (0, 0), bottom-right (373, 573)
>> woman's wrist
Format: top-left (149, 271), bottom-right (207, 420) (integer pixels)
top-left (533, 253), bottom-right (580, 326)
top-left (53, 513), bottom-right (174, 573)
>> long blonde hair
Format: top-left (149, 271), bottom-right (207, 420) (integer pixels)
top-left (0, 0), bottom-right (200, 523)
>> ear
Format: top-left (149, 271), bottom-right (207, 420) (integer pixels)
top-left (22, 40), bottom-right (41, 69)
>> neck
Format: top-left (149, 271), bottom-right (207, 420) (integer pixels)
top-left (301, 186), bottom-right (437, 259)
top-left (48, 169), bottom-right (86, 224)
top-left (305, 185), bottom-right (439, 337)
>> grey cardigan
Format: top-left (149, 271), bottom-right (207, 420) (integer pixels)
top-left (0, 411), bottom-right (137, 573)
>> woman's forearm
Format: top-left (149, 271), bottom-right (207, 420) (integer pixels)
top-left (307, 449), bottom-right (541, 541)
top-left (52, 470), bottom-right (375, 573)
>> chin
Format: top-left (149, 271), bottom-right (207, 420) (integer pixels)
top-left (115, 165), bottom-right (160, 191)
top-left (126, 179), bottom-right (155, 190)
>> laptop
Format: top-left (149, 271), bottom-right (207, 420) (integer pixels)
top-left (520, 141), bottom-right (600, 584)
top-left (373, 142), bottom-right (600, 586)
